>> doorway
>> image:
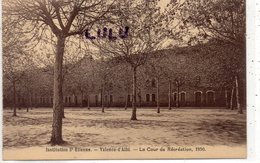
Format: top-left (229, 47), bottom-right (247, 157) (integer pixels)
top-left (207, 91), bottom-right (214, 106)
top-left (195, 92), bottom-right (202, 107)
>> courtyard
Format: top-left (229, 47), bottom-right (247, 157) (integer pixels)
top-left (3, 107), bottom-right (246, 149)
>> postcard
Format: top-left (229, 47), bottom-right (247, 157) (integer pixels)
top-left (2, 0), bottom-right (246, 160)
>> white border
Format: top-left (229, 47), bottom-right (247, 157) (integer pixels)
top-left (0, 0), bottom-right (260, 163)
top-left (0, 0), bottom-right (3, 161)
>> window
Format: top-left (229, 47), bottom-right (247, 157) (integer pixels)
top-left (152, 94), bottom-right (156, 102)
top-left (109, 83), bottom-right (113, 89)
top-left (105, 95), bottom-right (108, 102)
top-left (128, 95), bottom-right (132, 102)
top-left (173, 93), bottom-right (177, 101)
top-left (207, 91), bottom-right (214, 106)
top-left (146, 94), bottom-right (150, 102)
top-left (179, 56), bottom-right (185, 63)
top-left (68, 97), bottom-right (71, 103)
top-left (65, 97), bottom-right (68, 103)
top-left (195, 92), bottom-right (202, 107)
top-left (110, 95), bottom-right (113, 103)
top-left (196, 76), bottom-right (201, 84)
top-left (145, 79), bottom-right (150, 86)
top-left (180, 92), bottom-right (185, 103)
top-left (75, 96), bottom-right (78, 105)
top-left (151, 79), bottom-right (156, 87)
top-left (95, 95), bottom-right (98, 106)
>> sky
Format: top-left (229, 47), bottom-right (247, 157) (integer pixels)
top-left (3, 0), bottom-right (186, 68)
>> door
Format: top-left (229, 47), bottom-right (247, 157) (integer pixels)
top-left (95, 95), bottom-right (98, 106)
top-left (173, 93), bottom-right (177, 106)
top-left (75, 96), bottom-right (78, 106)
top-left (207, 92), bottom-right (214, 106)
top-left (180, 92), bottom-right (185, 106)
top-left (195, 92), bottom-right (202, 107)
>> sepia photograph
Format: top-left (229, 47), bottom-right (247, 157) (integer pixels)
top-left (2, 0), bottom-right (246, 160)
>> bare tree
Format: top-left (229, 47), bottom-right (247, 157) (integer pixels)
top-left (64, 55), bottom-right (95, 110)
top-left (5, 0), bottom-right (114, 144)
top-left (2, 14), bottom-right (32, 116)
top-left (144, 53), bottom-right (167, 113)
top-left (117, 65), bottom-right (132, 110)
top-left (164, 52), bottom-right (190, 108)
top-left (175, 0), bottom-right (245, 48)
top-left (200, 40), bottom-right (245, 113)
top-left (91, 0), bottom-right (175, 120)
top-left (175, 0), bottom-right (245, 113)
top-left (91, 59), bottom-right (115, 112)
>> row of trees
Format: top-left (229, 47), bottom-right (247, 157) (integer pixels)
top-left (3, 0), bottom-right (245, 145)
top-left (3, 41), bottom-right (245, 114)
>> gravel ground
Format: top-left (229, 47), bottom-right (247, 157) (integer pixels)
top-left (3, 107), bottom-right (246, 149)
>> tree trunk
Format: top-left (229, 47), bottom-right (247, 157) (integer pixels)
top-left (230, 84), bottom-right (235, 110)
top-left (101, 86), bottom-right (104, 113)
top-left (176, 85), bottom-right (180, 108)
top-left (225, 89), bottom-right (229, 109)
top-left (50, 36), bottom-right (65, 145)
top-left (168, 80), bottom-right (172, 110)
top-left (18, 95), bottom-right (21, 110)
top-left (131, 67), bottom-right (137, 120)
top-left (235, 75), bottom-right (243, 114)
top-left (107, 92), bottom-right (110, 108)
top-left (26, 77), bottom-right (30, 112)
top-left (156, 77), bottom-right (160, 113)
top-left (87, 95), bottom-right (90, 110)
top-left (30, 92), bottom-right (33, 109)
top-left (203, 89), bottom-right (207, 107)
top-left (138, 90), bottom-right (142, 107)
top-left (26, 91), bottom-right (30, 112)
top-left (31, 93), bottom-right (34, 109)
top-left (12, 81), bottom-right (17, 117)
top-left (125, 94), bottom-right (128, 110)
top-left (61, 95), bottom-right (65, 118)
top-left (81, 90), bottom-right (84, 108)
top-left (61, 100), bottom-right (65, 118)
